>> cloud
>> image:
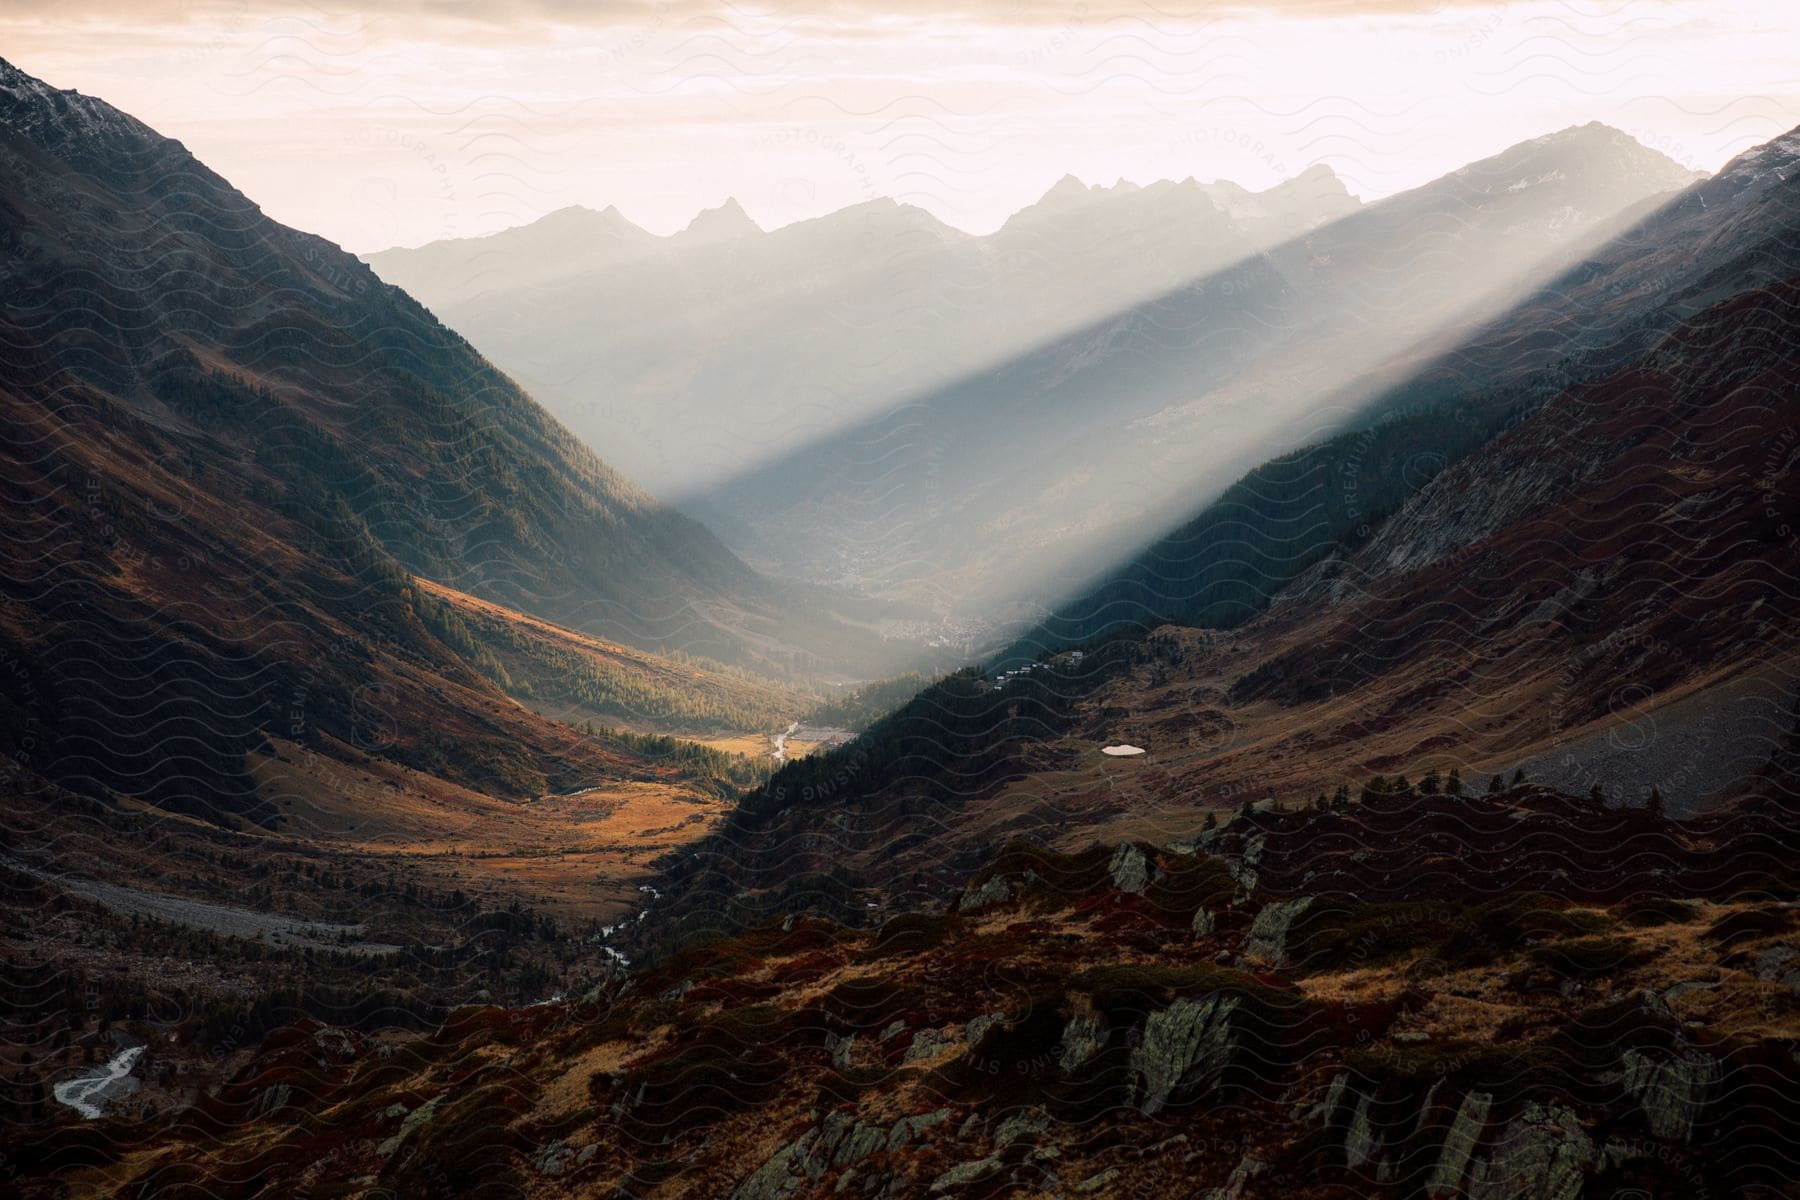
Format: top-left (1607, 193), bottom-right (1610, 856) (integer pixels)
top-left (2, 0), bottom-right (1531, 35)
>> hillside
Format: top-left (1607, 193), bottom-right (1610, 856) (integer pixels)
top-left (1014, 122), bottom-right (1800, 657)
top-left (0, 56), bottom-right (847, 1076)
top-left (635, 127), bottom-right (1800, 949)
top-left (0, 57), bottom-right (898, 679)
top-left (688, 124), bottom-right (1703, 612)
top-left (10, 784), bottom-right (1798, 1197)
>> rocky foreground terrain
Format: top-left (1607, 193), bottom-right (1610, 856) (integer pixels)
top-left (10, 781), bottom-right (1797, 1199)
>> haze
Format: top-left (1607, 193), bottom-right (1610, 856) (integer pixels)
top-left (4, 0), bottom-right (1798, 252)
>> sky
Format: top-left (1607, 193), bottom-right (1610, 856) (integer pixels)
top-left (5, 0), bottom-right (1799, 252)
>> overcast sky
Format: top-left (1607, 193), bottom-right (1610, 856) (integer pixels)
top-left (6, 0), bottom-right (1798, 251)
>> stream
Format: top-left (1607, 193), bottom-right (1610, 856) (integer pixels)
top-left (54, 1044), bottom-right (143, 1119)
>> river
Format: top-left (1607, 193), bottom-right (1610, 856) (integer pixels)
top-left (54, 1044), bottom-right (143, 1119)
top-left (771, 720), bottom-right (801, 764)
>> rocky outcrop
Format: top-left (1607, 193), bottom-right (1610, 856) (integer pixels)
top-left (904, 1027), bottom-right (954, 1064)
top-left (1426, 1090), bottom-right (1493, 1195)
top-left (929, 1155), bottom-right (1002, 1191)
top-left (1755, 943), bottom-right (1800, 992)
top-left (1192, 906), bottom-right (1216, 936)
top-left (248, 1083), bottom-right (292, 1120)
top-left (1131, 994), bottom-right (1240, 1115)
top-left (731, 1107), bottom-right (956, 1200)
top-left (1059, 1012), bottom-right (1109, 1071)
top-left (1465, 1103), bottom-right (1594, 1200)
top-left (965, 1012), bottom-right (1004, 1047)
top-left (958, 875), bottom-right (1011, 912)
top-left (533, 1139), bottom-right (597, 1177)
top-left (1344, 1092), bottom-right (1379, 1168)
top-left (1073, 1167), bottom-right (1122, 1193)
top-left (377, 1094), bottom-right (442, 1158)
top-left (1620, 1044), bottom-right (1719, 1142)
top-left (732, 1132), bottom-right (817, 1200)
top-left (1317, 1071), bottom-right (1349, 1125)
top-left (1242, 896), bottom-right (1314, 965)
top-left (1109, 843), bottom-right (1149, 894)
top-left (1203, 1153), bottom-right (1266, 1200)
top-left (992, 1108), bottom-right (1050, 1148)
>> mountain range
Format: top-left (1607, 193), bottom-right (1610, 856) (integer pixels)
top-left (368, 126), bottom-right (1704, 618)
top-left (4, 51), bottom-right (1799, 1200)
top-left (640, 120), bottom-right (1800, 942)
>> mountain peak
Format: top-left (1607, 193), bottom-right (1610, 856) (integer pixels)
top-left (1440, 122), bottom-right (1705, 200)
top-left (679, 196), bottom-right (761, 243)
top-left (1040, 173), bottom-right (1095, 206)
top-left (0, 56), bottom-right (154, 160)
top-left (528, 203), bottom-right (653, 244)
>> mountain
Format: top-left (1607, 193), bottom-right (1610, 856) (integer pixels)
top-left (0, 57), bottom-right (850, 861)
top-left (365, 203), bottom-right (662, 308)
top-left (0, 58), bottom-right (908, 673)
top-left (675, 196), bottom-right (762, 246)
top-left (361, 163), bottom-right (1358, 524)
top-left (6, 57), bottom-right (1796, 1197)
top-left (636, 124), bottom-right (1798, 948)
top-left (688, 124), bottom-right (1703, 614)
top-left (0, 57), bottom-right (901, 1100)
top-left (1022, 121), bottom-right (1800, 658)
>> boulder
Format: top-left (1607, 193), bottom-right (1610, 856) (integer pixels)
top-left (1621, 1044), bottom-right (1719, 1142)
top-left (1073, 1166), bottom-right (1122, 1193)
top-left (1131, 994), bottom-right (1240, 1115)
top-left (377, 1093), bottom-right (442, 1158)
top-left (958, 876), bottom-right (1011, 912)
top-left (1426, 1090), bottom-right (1492, 1195)
top-left (1466, 1103), bottom-right (1594, 1200)
top-left (1755, 944), bottom-right (1800, 992)
top-left (1203, 1154), bottom-right (1266, 1200)
top-left (964, 1012), bottom-right (1005, 1047)
top-left (904, 1027), bottom-right (954, 1064)
top-left (929, 1156), bottom-right (1002, 1192)
top-left (1109, 844), bottom-right (1149, 894)
top-left (731, 1130), bottom-right (817, 1200)
top-left (1059, 1012), bottom-right (1109, 1072)
top-left (1243, 897), bottom-right (1315, 966)
top-left (1345, 1091), bottom-right (1379, 1169)
top-left (248, 1083), bottom-right (292, 1120)
top-left (992, 1108), bottom-right (1050, 1148)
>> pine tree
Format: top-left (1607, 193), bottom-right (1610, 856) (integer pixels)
top-left (1203, 811), bottom-right (1218, 831)
top-left (1589, 783), bottom-right (1606, 804)
top-left (1511, 768), bottom-right (1527, 786)
top-left (1646, 786), bottom-right (1665, 820)
top-left (1420, 769), bottom-right (1442, 795)
top-left (1488, 774), bottom-right (1505, 795)
top-left (1446, 767), bottom-right (1463, 796)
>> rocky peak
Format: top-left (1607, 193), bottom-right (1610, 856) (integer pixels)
top-left (678, 196), bottom-right (762, 244)
top-left (0, 56), bottom-right (156, 163)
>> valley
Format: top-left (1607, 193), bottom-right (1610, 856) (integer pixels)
top-left (2, 27), bottom-right (1798, 1200)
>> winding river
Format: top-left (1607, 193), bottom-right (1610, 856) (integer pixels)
top-left (53, 1044), bottom-right (143, 1119)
